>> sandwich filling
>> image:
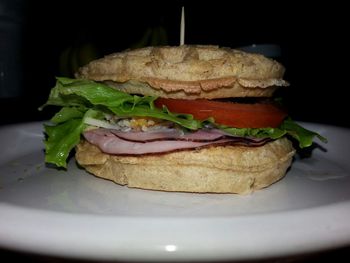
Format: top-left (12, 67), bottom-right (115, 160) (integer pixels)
top-left (83, 127), bottom-right (271, 155)
top-left (40, 77), bottom-right (326, 168)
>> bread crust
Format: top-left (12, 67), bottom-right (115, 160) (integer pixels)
top-left (75, 138), bottom-right (295, 194)
top-left (76, 45), bottom-right (288, 99)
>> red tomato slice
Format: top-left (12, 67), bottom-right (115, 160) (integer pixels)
top-left (154, 98), bottom-right (287, 128)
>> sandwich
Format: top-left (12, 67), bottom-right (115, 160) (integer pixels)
top-left (41, 45), bottom-right (326, 194)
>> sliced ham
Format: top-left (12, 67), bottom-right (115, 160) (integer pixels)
top-left (83, 128), bottom-right (270, 155)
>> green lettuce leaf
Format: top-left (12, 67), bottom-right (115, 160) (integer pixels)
top-left (44, 108), bottom-right (101, 168)
top-left (219, 118), bottom-right (327, 148)
top-left (50, 106), bottom-right (86, 123)
top-left (280, 118), bottom-right (328, 148)
top-left (218, 126), bottom-right (287, 139)
top-left (41, 77), bottom-right (326, 168)
top-left (44, 119), bottom-right (85, 168)
top-left (41, 77), bottom-right (202, 130)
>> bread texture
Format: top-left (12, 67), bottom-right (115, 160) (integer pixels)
top-left (76, 45), bottom-right (289, 99)
top-left (75, 138), bottom-right (295, 194)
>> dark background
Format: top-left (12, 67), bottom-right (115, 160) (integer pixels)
top-left (0, 0), bottom-right (348, 127)
top-left (0, 1), bottom-right (350, 261)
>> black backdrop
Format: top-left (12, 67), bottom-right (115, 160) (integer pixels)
top-left (1, 0), bottom-right (348, 127)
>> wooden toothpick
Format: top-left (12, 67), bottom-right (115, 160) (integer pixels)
top-left (180, 6), bottom-right (185, 45)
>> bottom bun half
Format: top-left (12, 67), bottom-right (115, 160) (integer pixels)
top-left (75, 137), bottom-right (295, 194)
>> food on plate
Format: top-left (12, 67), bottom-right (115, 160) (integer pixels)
top-left (40, 45), bottom-right (326, 194)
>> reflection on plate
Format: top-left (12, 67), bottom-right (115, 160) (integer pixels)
top-left (0, 122), bottom-right (350, 261)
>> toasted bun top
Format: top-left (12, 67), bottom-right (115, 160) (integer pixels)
top-left (76, 45), bottom-right (289, 99)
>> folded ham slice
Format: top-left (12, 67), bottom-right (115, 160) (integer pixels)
top-left (83, 128), bottom-right (270, 155)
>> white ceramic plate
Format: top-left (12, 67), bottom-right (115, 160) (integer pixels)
top-left (0, 122), bottom-right (350, 261)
